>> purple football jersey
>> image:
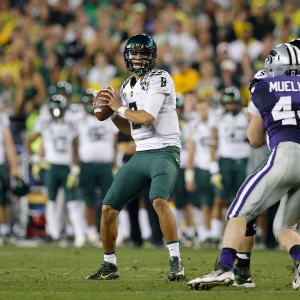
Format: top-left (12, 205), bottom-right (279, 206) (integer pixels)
top-left (251, 74), bottom-right (300, 149)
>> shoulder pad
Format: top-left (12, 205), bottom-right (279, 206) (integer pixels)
top-left (140, 69), bottom-right (170, 91)
top-left (248, 70), bottom-right (266, 91)
top-left (121, 76), bottom-right (133, 92)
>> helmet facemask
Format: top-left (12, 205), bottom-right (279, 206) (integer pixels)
top-left (125, 50), bottom-right (155, 75)
top-left (221, 87), bottom-right (241, 115)
top-left (49, 95), bottom-right (68, 120)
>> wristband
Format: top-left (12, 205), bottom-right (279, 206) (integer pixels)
top-left (209, 161), bottom-right (219, 174)
top-left (110, 112), bottom-right (117, 119)
top-left (184, 169), bottom-right (195, 183)
top-left (118, 106), bottom-right (128, 118)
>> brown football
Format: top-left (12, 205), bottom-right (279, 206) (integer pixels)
top-left (93, 88), bottom-right (114, 121)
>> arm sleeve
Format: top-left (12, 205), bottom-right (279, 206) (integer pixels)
top-left (143, 70), bottom-right (174, 119)
top-left (144, 93), bottom-right (165, 119)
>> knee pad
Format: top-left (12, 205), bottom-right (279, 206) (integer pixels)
top-left (245, 219), bottom-right (257, 236)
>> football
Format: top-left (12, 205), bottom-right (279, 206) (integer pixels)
top-left (93, 87), bottom-right (114, 121)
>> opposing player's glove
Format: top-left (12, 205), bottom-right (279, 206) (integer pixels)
top-left (66, 165), bottom-right (80, 189)
top-left (30, 154), bottom-right (50, 181)
top-left (209, 161), bottom-right (223, 190)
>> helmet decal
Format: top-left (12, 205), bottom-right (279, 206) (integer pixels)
top-left (265, 43), bottom-right (300, 77)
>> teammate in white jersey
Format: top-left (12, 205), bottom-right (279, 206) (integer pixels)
top-left (171, 93), bottom-right (198, 247)
top-left (185, 99), bottom-right (214, 247)
top-left (73, 89), bottom-right (117, 246)
top-left (209, 87), bottom-right (251, 248)
top-left (86, 34), bottom-right (185, 281)
top-left (0, 112), bottom-right (19, 242)
top-left (24, 89), bottom-right (87, 248)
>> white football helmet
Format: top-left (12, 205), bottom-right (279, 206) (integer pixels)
top-left (265, 43), bottom-right (300, 77)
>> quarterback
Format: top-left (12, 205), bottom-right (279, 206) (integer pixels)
top-left (86, 34), bottom-right (185, 281)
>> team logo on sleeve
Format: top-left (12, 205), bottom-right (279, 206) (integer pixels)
top-left (140, 70), bottom-right (165, 91)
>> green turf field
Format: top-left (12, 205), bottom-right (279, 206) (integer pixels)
top-left (0, 245), bottom-right (297, 300)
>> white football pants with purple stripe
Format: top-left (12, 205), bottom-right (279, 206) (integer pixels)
top-left (226, 141), bottom-right (300, 238)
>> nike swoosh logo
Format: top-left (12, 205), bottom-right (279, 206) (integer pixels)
top-left (176, 158), bottom-right (179, 162)
top-left (100, 272), bottom-right (114, 279)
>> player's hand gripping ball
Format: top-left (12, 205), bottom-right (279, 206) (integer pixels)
top-left (93, 87), bottom-right (114, 121)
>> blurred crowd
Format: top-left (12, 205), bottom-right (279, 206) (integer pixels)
top-left (0, 0), bottom-right (300, 248)
top-left (1, 0), bottom-right (300, 121)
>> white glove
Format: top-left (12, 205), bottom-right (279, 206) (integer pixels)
top-left (66, 165), bottom-right (80, 189)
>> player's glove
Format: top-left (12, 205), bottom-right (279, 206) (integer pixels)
top-left (30, 154), bottom-right (50, 181)
top-left (66, 164), bottom-right (80, 189)
top-left (210, 173), bottom-right (223, 190)
top-left (209, 161), bottom-right (223, 190)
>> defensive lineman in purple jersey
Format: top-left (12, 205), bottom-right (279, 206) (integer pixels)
top-left (249, 74), bottom-right (300, 150)
top-left (227, 74), bottom-right (300, 221)
top-left (188, 43), bottom-right (300, 291)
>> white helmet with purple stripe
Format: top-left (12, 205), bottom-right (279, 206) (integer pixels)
top-left (265, 43), bottom-right (300, 77)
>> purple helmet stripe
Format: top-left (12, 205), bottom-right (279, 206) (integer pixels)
top-left (227, 147), bottom-right (277, 219)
